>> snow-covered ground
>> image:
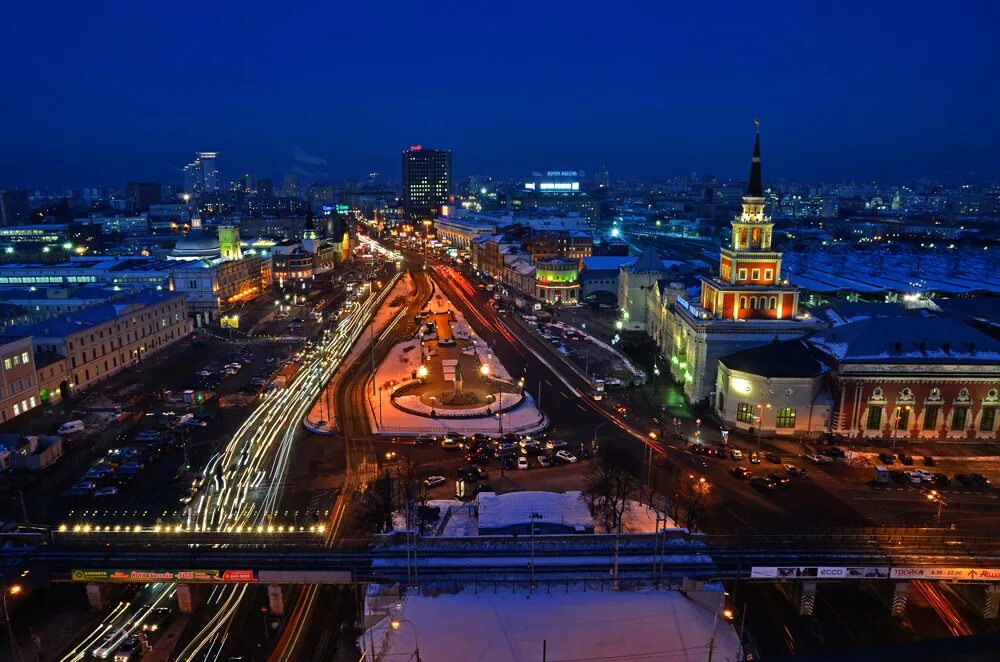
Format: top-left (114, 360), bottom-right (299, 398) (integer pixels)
top-left (366, 587), bottom-right (741, 662)
top-left (368, 285), bottom-right (546, 436)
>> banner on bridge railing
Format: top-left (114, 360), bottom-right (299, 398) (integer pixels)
top-left (751, 566), bottom-right (890, 580)
top-left (72, 569), bottom-right (256, 583)
top-left (752, 566), bottom-right (1000, 582)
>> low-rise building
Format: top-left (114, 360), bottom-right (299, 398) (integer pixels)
top-left (0, 336), bottom-right (41, 423)
top-left (4, 291), bottom-right (192, 401)
top-left (716, 338), bottom-right (832, 437)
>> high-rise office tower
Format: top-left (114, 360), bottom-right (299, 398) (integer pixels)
top-left (256, 178), bottom-right (273, 196)
top-left (0, 189), bottom-right (29, 225)
top-left (282, 173), bottom-right (299, 198)
top-left (183, 152), bottom-right (220, 197)
top-left (198, 152), bottom-right (220, 193)
top-left (126, 182), bottom-right (163, 212)
top-left (401, 146), bottom-right (452, 221)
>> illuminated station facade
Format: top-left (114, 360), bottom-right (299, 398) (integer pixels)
top-left (671, 127), bottom-right (824, 403)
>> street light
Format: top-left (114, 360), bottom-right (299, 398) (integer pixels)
top-left (390, 618), bottom-right (422, 662)
top-left (3, 584), bottom-right (23, 662)
top-left (479, 364), bottom-right (490, 377)
top-left (755, 404), bottom-right (771, 450)
top-left (927, 489), bottom-right (947, 526)
top-left (417, 365), bottom-right (428, 380)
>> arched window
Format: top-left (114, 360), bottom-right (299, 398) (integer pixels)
top-left (749, 297), bottom-right (757, 309)
top-left (769, 296), bottom-right (777, 309)
top-left (740, 297), bottom-right (747, 309)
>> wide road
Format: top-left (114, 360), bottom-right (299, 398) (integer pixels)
top-left (57, 258), bottom-right (402, 662)
top-left (268, 263), bottom-right (435, 661)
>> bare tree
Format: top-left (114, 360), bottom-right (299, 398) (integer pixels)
top-left (581, 444), bottom-right (635, 533)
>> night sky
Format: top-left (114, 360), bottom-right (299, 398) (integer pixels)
top-left (3, 0), bottom-right (998, 187)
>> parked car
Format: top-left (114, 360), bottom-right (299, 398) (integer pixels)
top-left (423, 475), bottom-right (447, 489)
top-left (765, 453), bottom-right (782, 464)
top-left (805, 453), bottom-right (832, 464)
top-left (536, 456), bottom-right (552, 468)
top-left (910, 469), bottom-right (934, 483)
top-left (545, 439), bottom-right (568, 450)
top-left (93, 486), bottom-right (119, 497)
top-left (890, 470), bottom-right (909, 484)
top-left (932, 473), bottom-right (951, 487)
top-left (457, 467), bottom-right (480, 483)
top-left (898, 454), bottom-right (914, 466)
top-left (415, 434), bottom-right (437, 446)
top-left (555, 450), bottom-right (578, 464)
top-left (878, 453), bottom-right (895, 465)
top-left (768, 473), bottom-right (791, 487)
top-left (57, 419), bottom-right (86, 435)
top-left (784, 464), bottom-right (799, 476)
top-left (730, 449), bottom-right (743, 461)
top-left (956, 473), bottom-right (991, 489)
top-left (821, 447), bottom-right (845, 459)
top-left (440, 438), bottom-right (463, 450)
top-left (749, 452), bottom-right (760, 465)
top-left (923, 456), bottom-right (936, 467)
top-left (729, 466), bottom-right (752, 479)
top-left (83, 466), bottom-right (114, 480)
top-left (751, 476), bottom-right (776, 492)
top-left (517, 456), bottom-right (529, 470)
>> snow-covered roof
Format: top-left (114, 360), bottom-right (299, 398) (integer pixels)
top-left (807, 316), bottom-right (1000, 363)
top-left (477, 491), bottom-right (592, 532)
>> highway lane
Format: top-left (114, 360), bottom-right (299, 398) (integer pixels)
top-left (57, 262), bottom-right (402, 662)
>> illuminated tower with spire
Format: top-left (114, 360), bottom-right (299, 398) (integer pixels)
top-left (700, 121), bottom-right (799, 321)
top-left (668, 122), bottom-right (824, 403)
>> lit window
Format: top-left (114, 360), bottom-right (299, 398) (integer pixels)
top-left (737, 268), bottom-right (747, 281)
top-left (775, 407), bottom-right (796, 428)
top-left (751, 269), bottom-right (760, 280)
top-left (736, 402), bottom-right (753, 423)
top-left (764, 269), bottom-right (773, 281)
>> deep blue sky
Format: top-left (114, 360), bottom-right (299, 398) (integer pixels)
top-left (2, 0), bottom-right (998, 188)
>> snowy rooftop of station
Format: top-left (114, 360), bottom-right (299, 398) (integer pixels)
top-left (477, 491), bottom-right (593, 532)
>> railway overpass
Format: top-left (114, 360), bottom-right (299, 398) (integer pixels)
top-left (7, 527), bottom-right (1000, 618)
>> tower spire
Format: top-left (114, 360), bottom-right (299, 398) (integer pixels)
top-left (746, 120), bottom-right (762, 197)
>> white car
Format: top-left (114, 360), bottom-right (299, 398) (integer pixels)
top-left (555, 450), bottom-right (578, 464)
top-left (517, 456), bottom-right (530, 470)
top-left (93, 486), bottom-right (119, 497)
top-left (423, 475), bottom-right (447, 489)
top-left (805, 453), bottom-right (832, 464)
top-left (731, 449), bottom-right (743, 460)
top-left (909, 469), bottom-right (934, 483)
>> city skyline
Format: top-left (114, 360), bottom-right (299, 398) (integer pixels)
top-left (2, 1), bottom-right (999, 187)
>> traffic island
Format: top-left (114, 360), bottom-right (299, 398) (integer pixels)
top-left (368, 302), bottom-right (546, 436)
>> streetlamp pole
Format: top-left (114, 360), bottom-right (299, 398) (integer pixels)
top-left (390, 618), bottom-right (421, 662)
top-left (529, 512), bottom-right (542, 593)
top-left (3, 585), bottom-right (24, 662)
